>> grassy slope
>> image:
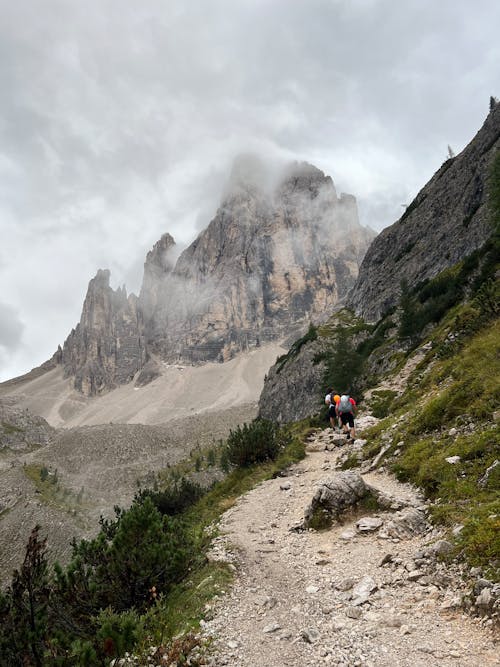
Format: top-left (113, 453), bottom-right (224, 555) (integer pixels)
top-left (361, 309), bottom-right (499, 575)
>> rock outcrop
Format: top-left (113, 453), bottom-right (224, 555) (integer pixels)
top-left (0, 398), bottom-right (55, 451)
top-left (348, 103), bottom-right (500, 321)
top-left (59, 159), bottom-right (375, 395)
top-left (258, 335), bottom-right (328, 424)
top-left (62, 270), bottom-right (146, 394)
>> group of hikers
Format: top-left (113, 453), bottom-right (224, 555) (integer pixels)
top-left (324, 389), bottom-right (356, 440)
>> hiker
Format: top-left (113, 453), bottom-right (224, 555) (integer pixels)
top-left (325, 389), bottom-right (341, 430)
top-left (336, 394), bottom-right (357, 440)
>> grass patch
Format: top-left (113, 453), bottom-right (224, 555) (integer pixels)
top-left (23, 463), bottom-right (89, 517)
top-left (356, 302), bottom-right (499, 577)
top-left (369, 389), bottom-right (398, 419)
top-left (307, 506), bottom-right (333, 530)
top-left (140, 560), bottom-right (233, 648)
top-left (339, 453), bottom-right (362, 470)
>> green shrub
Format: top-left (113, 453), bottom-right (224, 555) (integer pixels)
top-left (54, 498), bottom-right (193, 618)
top-left (225, 419), bottom-right (284, 467)
top-left (356, 318), bottom-right (394, 359)
top-left (322, 324), bottom-right (363, 394)
top-left (207, 448), bottom-right (216, 467)
top-left (136, 477), bottom-right (204, 516)
top-left (369, 389), bottom-right (398, 419)
top-left (94, 608), bottom-right (141, 662)
top-left (456, 507), bottom-right (500, 573)
top-left (0, 527), bottom-right (50, 667)
top-left (307, 506), bottom-right (333, 530)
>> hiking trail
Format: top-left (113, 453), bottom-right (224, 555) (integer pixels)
top-left (200, 417), bottom-right (498, 667)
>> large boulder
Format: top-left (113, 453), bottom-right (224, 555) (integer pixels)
top-left (304, 471), bottom-right (373, 526)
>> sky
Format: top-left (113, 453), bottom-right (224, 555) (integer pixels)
top-left (1, 0), bottom-right (499, 381)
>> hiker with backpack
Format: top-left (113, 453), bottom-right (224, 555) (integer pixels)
top-left (325, 389), bottom-right (341, 430)
top-left (336, 394), bottom-right (357, 440)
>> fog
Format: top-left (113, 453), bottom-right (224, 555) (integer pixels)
top-left (1, 0), bottom-right (499, 380)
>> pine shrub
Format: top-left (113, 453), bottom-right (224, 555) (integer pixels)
top-left (225, 420), bottom-right (283, 467)
top-left (135, 477), bottom-right (204, 516)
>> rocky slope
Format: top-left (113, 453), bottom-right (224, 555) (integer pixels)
top-left (258, 333), bottom-right (328, 424)
top-left (0, 403), bottom-right (258, 587)
top-left (348, 102), bottom-right (500, 321)
top-left (0, 398), bottom-right (55, 452)
top-left (42, 158), bottom-right (374, 396)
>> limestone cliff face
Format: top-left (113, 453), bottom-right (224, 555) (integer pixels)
top-left (348, 103), bottom-right (500, 322)
top-left (144, 160), bottom-right (375, 363)
top-left (62, 270), bottom-right (146, 395)
top-left (60, 160), bottom-right (374, 395)
top-left (258, 337), bottom-right (328, 424)
top-left (139, 232), bottom-right (176, 324)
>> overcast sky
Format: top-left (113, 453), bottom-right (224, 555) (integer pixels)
top-left (1, 0), bottom-right (499, 381)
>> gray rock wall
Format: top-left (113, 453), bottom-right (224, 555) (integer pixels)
top-left (258, 337), bottom-right (328, 424)
top-left (348, 104), bottom-right (500, 321)
top-left (62, 270), bottom-right (146, 395)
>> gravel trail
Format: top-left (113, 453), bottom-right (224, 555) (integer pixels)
top-left (202, 424), bottom-right (498, 667)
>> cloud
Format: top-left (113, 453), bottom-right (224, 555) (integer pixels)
top-left (0, 301), bottom-right (24, 353)
top-left (0, 0), bottom-right (499, 379)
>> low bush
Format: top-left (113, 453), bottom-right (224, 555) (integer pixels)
top-left (135, 477), bottom-right (204, 516)
top-left (369, 389), bottom-right (398, 419)
top-left (225, 419), bottom-right (285, 467)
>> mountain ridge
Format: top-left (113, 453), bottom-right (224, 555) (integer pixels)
top-left (348, 103), bottom-right (500, 321)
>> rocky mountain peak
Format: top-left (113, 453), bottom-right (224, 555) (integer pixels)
top-left (140, 232), bottom-right (176, 322)
top-left (61, 269), bottom-right (146, 395)
top-left (58, 158), bottom-right (375, 395)
top-left (278, 161), bottom-right (337, 199)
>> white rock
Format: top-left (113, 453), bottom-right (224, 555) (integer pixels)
top-left (306, 585), bottom-right (319, 594)
top-left (300, 627), bottom-right (320, 643)
top-left (352, 575), bottom-right (377, 599)
top-left (263, 622), bottom-right (281, 633)
top-left (356, 517), bottom-right (383, 532)
top-left (445, 456), bottom-right (461, 464)
top-left (340, 529), bottom-right (357, 540)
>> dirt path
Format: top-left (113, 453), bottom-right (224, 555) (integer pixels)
top-left (201, 424), bottom-right (498, 667)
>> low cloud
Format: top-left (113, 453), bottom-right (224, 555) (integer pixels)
top-left (0, 302), bottom-right (24, 352)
